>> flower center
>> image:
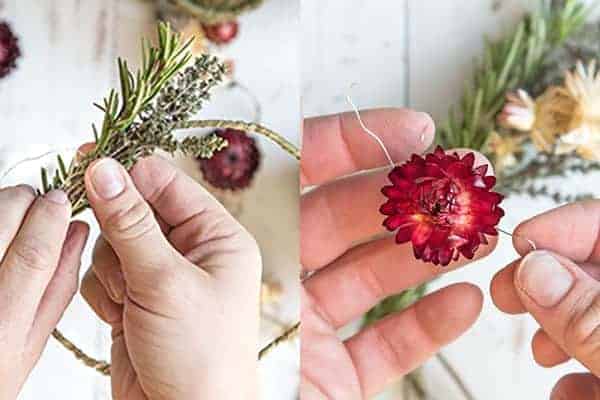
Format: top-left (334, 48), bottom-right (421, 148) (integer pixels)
top-left (418, 178), bottom-right (458, 227)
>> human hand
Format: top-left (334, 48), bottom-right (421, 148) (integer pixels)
top-left (0, 186), bottom-right (89, 400)
top-left (300, 109), bottom-right (498, 399)
top-left (79, 155), bottom-right (262, 400)
top-left (491, 201), bottom-right (600, 399)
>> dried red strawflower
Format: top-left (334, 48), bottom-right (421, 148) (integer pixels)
top-left (0, 21), bottom-right (20, 79)
top-left (198, 129), bottom-right (260, 190)
top-left (203, 21), bottom-right (239, 45)
top-left (380, 146), bottom-right (504, 266)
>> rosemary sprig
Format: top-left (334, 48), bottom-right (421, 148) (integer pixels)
top-left (40, 23), bottom-right (228, 215)
top-left (439, 0), bottom-right (587, 151)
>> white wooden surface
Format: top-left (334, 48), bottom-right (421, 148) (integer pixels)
top-left (302, 1), bottom-right (597, 399)
top-left (0, 0), bottom-right (299, 399)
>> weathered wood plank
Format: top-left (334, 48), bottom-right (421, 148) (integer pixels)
top-left (301, 0), bottom-right (408, 117)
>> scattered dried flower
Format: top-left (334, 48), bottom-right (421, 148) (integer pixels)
top-left (199, 128), bottom-right (260, 190)
top-left (498, 90), bottom-right (536, 132)
top-left (0, 21), bottom-right (20, 79)
top-left (487, 131), bottom-right (526, 172)
top-left (203, 20), bottom-right (239, 44)
top-left (553, 60), bottom-right (600, 160)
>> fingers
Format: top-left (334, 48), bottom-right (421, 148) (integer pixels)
top-left (492, 259), bottom-right (600, 314)
top-left (512, 201), bottom-right (600, 263)
top-left (128, 155), bottom-right (235, 231)
top-left (301, 149), bottom-right (494, 271)
top-left (531, 329), bottom-right (570, 367)
top-left (27, 221), bottom-right (89, 353)
top-left (0, 185), bottom-right (36, 256)
top-left (84, 158), bottom-right (181, 273)
top-left (80, 266), bottom-right (123, 325)
top-left (490, 261), bottom-right (525, 314)
top-left (301, 108), bottom-right (435, 187)
top-left (551, 373), bottom-right (600, 400)
top-left (301, 169), bottom-right (388, 270)
top-left (0, 189), bottom-right (71, 328)
top-left (129, 156), bottom-right (258, 281)
top-left (304, 234), bottom-right (497, 328)
top-left (513, 250), bottom-right (600, 375)
top-left (92, 237), bottom-right (126, 304)
top-left (345, 283), bottom-right (483, 398)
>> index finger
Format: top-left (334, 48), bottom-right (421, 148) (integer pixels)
top-left (301, 108), bottom-right (435, 187)
top-left (513, 200), bottom-right (600, 263)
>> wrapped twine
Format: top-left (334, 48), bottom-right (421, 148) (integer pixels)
top-left (159, 0), bottom-right (264, 24)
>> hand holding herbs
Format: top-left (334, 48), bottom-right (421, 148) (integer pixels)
top-left (491, 201), bottom-right (600, 399)
top-left (80, 155), bottom-right (261, 400)
top-left (33, 23), bottom-right (299, 374)
top-left (0, 186), bottom-right (89, 400)
top-left (300, 109), bottom-right (497, 399)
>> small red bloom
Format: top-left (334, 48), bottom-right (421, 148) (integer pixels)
top-left (198, 129), bottom-right (260, 190)
top-left (203, 21), bottom-right (239, 45)
top-left (0, 21), bottom-right (20, 79)
top-left (380, 146), bottom-right (504, 266)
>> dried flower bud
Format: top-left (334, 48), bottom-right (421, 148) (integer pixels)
top-left (0, 21), bottom-right (20, 79)
top-left (199, 128), bottom-right (260, 190)
top-left (203, 21), bottom-right (239, 44)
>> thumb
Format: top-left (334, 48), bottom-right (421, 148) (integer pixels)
top-left (84, 158), bottom-right (177, 274)
top-left (514, 250), bottom-right (600, 375)
top-left (551, 373), bottom-right (600, 400)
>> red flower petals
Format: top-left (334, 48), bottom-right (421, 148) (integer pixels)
top-left (0, 21), bottom-right (20, 79)
top-left (203, 21), bottom-right (239, 45)
top-left (198, 129), bottom-right (260, 191)
top-left (380, 146), bottom-right (504, 266)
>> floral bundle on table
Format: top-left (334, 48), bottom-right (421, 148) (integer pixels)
top-left (365, 1), bottom-right (600, 398)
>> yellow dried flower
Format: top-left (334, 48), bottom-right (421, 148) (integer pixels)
top-left (487, 131), bottom-right (525, 171)
top-left (554, 61), bottom-right (600, 160)
top-left (498, 61), bottom-right (600, 160)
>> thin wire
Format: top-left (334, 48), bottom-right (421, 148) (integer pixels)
top-left (227, 79), bottom-right (262, 124)
top-left (0, 147), bottom-right (77, 186)
top-left (346, 92), bottom-right (396, 169)
top-left (497, 227), bottom-right (537, 252)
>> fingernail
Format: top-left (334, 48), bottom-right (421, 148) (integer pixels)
top-left (45, 189), bottom-right (69, 204)
top-left (517, 251), bottom-right (574, 308)
top-left (90, 159), bottom-right (125, 200)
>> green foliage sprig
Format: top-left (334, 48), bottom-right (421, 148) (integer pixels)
top-left (40, 23), bottom-right (228, 215)
top-left (439, 0), bottom-right (588, 150)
